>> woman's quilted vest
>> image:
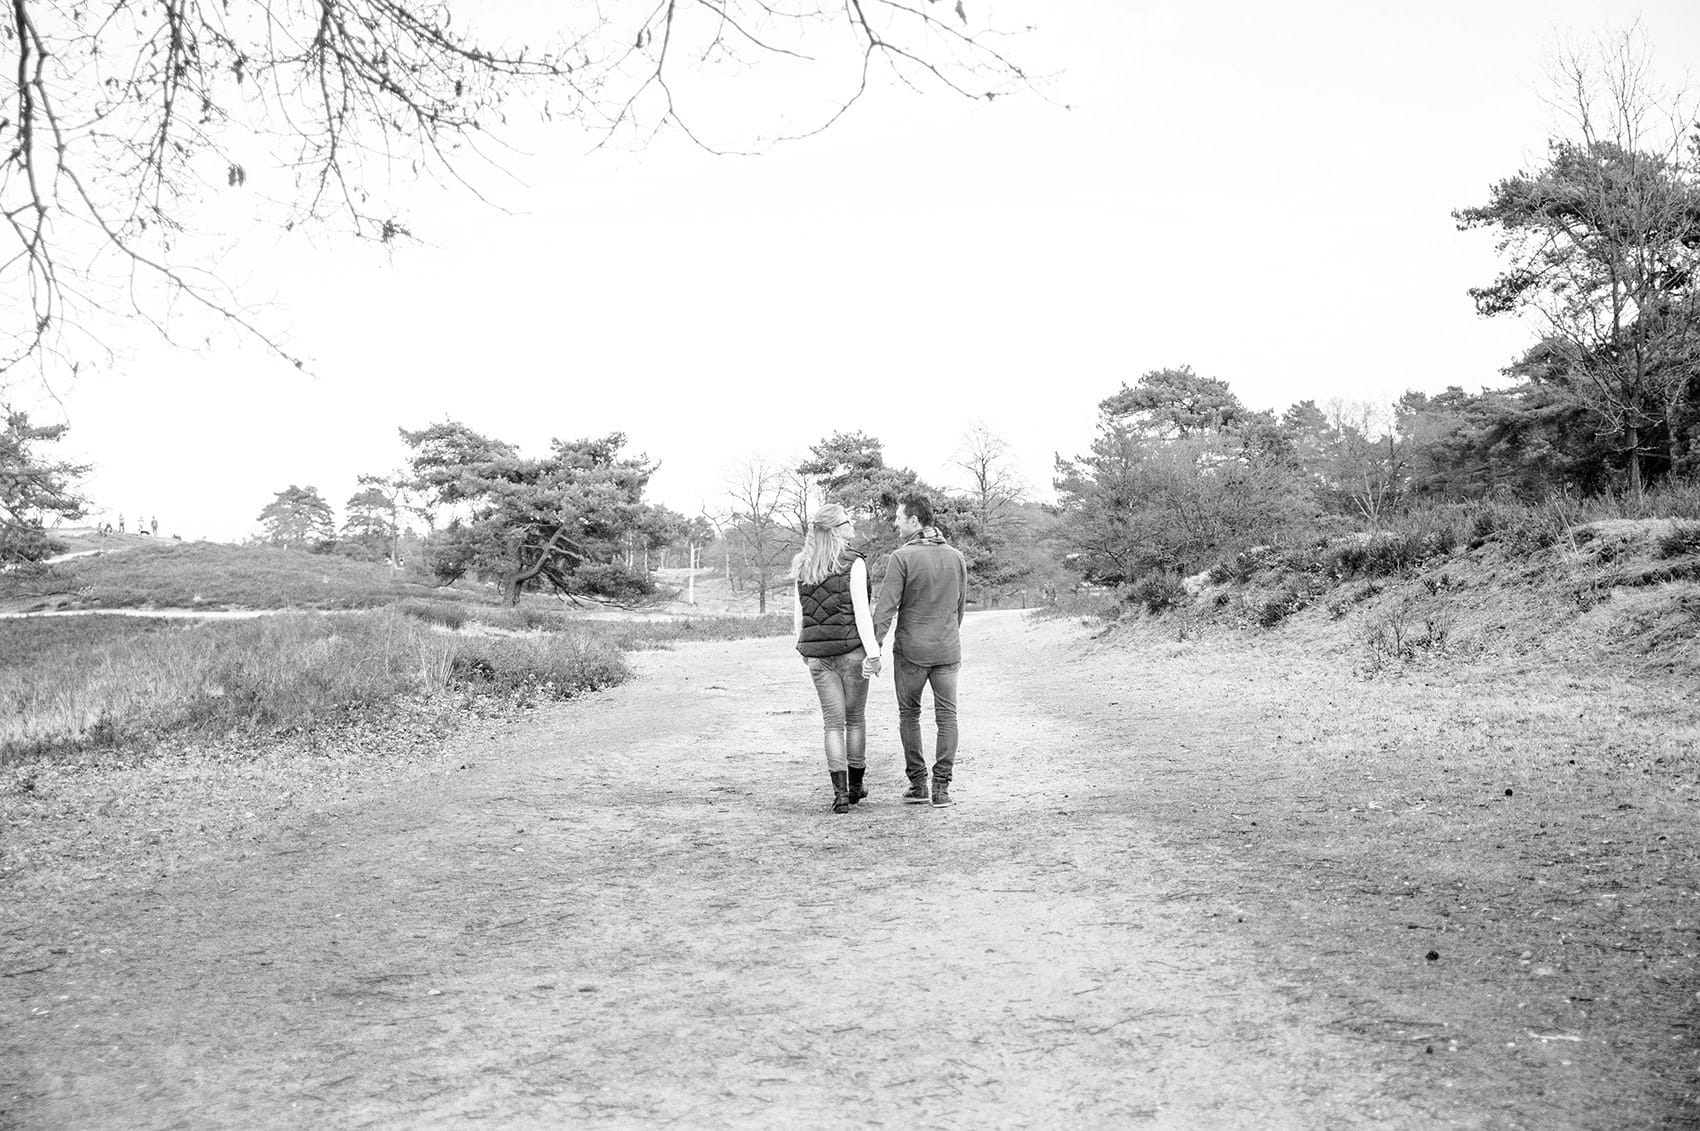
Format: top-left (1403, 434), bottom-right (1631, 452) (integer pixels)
top-left (795, 549), bottom-right (867, 658)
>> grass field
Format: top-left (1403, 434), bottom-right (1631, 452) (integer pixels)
top-left (3, 540), bottom-right (456, 612)
top-left (0, 606), bottom-right (791, 764)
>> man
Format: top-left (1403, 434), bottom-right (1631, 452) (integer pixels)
top-left (871, 492), bottom-right (968, 808)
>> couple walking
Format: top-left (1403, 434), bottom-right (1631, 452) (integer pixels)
top-left (791, 492), bottom-right (967, 814)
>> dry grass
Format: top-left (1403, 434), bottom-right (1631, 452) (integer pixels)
top-left (3, 540), bottom-right (444, 611)
top-left (0, 610), bottom-right (790, 765)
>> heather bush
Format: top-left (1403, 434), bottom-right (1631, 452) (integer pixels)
top-left (1362, 601), bottom-right (1452, 668)
top-left (397, 598), bottom-right (469, 630)
top-left (450, 632), bottom-right (629, 700)
top-left (1128, 572), bottom-right (1188, 614)
top-left (1255, 595), bottom-right (1294, 628)
top-left (1656, 520), bottom-right (1700, 559)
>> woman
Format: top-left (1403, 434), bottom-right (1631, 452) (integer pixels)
top-left (792, 503), bottom-right (884, 813)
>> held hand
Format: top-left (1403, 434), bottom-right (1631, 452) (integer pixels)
top-left (862, 656), bottom-right (882, 679)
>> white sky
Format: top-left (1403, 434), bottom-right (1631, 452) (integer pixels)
top-left (20, 0), bottom-right (1700, 541)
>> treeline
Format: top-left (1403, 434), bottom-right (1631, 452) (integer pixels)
top-left (239, 420), bottom-right (1059, 610)
top-left (704, 426), bottom-right (1055, 611)
top-left (1052, 365), bottom-right (1700, 588)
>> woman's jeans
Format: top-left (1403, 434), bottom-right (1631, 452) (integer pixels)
top-left (894, 656), bottom-right (959, 786)
top-left (804, 647), bottom-right (869, 772)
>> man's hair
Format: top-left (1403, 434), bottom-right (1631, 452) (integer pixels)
top-left (898, 492), bottom-right (934, 528)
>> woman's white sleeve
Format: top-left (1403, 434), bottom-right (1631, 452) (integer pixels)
top-left (792, 581), bottom-right (803, 643)
top-left (850, 558), bottom-right (880, 656)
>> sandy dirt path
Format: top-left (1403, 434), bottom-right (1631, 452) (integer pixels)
top-left (8, 613), bottom-right (1495, 1127)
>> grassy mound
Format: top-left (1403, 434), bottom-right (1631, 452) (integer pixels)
top-left (1094, 517), bottom-right (1700, 677)
top-left (1, 537), bottom-right (793, 763)
top-left (2, 540), bottom-right (445, 612)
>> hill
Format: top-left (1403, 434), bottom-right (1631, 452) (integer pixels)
top-left (1097, 516), bottom-right (1700, 678)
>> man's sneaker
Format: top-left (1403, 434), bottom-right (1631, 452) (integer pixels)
top-left (930, 782), bottom-right (955, 807)
top-left (901, 782), bottom-right (930, 804)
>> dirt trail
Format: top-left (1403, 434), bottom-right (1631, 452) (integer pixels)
top-left (6, 613), bottom-right (1538, 1127)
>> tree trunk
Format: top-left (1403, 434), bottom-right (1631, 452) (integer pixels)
top-left (1670, 395), bottom-right (1688, 478)
top-left (1627, 424), bottom-right (1644, 498)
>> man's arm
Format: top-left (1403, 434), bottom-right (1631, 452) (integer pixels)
top-left (955, 550), bottom-right (968, 626)
top-left (872, 552), bottom-right (904, 648)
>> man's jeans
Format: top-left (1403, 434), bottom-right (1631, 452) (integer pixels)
top-left (894, 656), bottom-right (960, 786)
top-left (804, 648), bottom-right (869, 773)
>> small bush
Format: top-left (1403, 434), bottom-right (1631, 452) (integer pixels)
top-left (1656, 520), bottom-right (1700, 559)
top-left (1363, 602), bottom-right (1452, 668)
top-left (1255, 586), bottom-right (1310, 628)
top-left (450, 632), bottom-right (630, 700)
top-left (1128, 573), bottom-right (1188, 614)
top-left (1029, 589), bottom-right (1122, 622)
top-left (1327, 540), bottom-right (1369, 577)
top-left (1325, 532), bottom-right (1429, 579)
top-left (1426, 522), bottom-right (1460, 557)
top-left (397, 599), bottom-right (469, 630)
top-left (1280, 545), bottom-right (1323, 573)
top-left (515, 606), bottom-right (570, 632)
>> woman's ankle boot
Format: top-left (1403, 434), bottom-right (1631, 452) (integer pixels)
top-left (829, 771), bottom-right (850, 814)
top-left (847, 765), bottom-right (867, 805)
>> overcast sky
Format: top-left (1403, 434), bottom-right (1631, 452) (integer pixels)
top-left (23, 0), bottom-right (1700, 541)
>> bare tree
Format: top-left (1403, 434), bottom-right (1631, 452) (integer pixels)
top-left (953, 421), bottom-right (1025, 534)
top-left (1323, 399), bottom-right (1404, 526)
top-left (718, 455), bottom-right (801, 613)
top-left (3, 1), bottom-right (1036, 386)
top-left (779, 467), bottom-right (815, 535)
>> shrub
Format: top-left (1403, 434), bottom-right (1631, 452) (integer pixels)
top-left (1280, 545), bottom-right (1324, 573)
top-left (1029, 588), bottom-right (1122, 622)
top-left (1128, 572), bottom-right (1188, 614)
top-left (1362, 602), bottom-right (1452, 668)
top-left (1656, 520), bottom-right (1700, 560)
top-left (1255, 586), bottom-right (1310, 628)
top-left (449, 632), bottom-right (630, 700)
top-left (1363, 531), bottom-right (1427, 576)
top-left (1327, 540), bottom-right (1369, 577)
top-left (397, 599), bottom-right (468, 630)
top-left (515, 606), bottom-right (570, 632)
top-left (1324, 532), bottom-right (1427, 579)
top-left (1426, 522), bottom-right (1459, 557)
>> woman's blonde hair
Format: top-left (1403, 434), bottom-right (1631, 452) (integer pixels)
top-left (792, 503), bottom-right (854, 585)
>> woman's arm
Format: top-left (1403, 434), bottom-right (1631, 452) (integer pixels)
top-left (850, 558), bottom-right (880, 657)
top-left (792, 580), bottom-right (803, 643)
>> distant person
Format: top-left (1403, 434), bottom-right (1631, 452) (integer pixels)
top-left (117, 514), bottom-right (126, 534)
top-left (791, 503), bottom-right (882, 815)
top-left (872, 492), bottom-right (968, 808)
top-left (150, 516), bottom-right (158, 535)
